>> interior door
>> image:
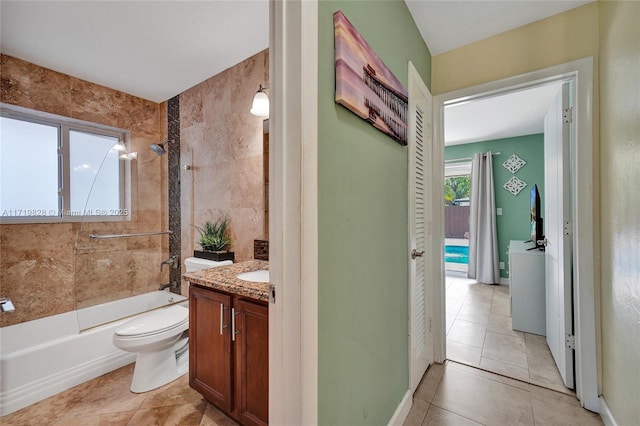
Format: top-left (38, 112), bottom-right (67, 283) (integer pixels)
top-left (543, 82), bottom-right (574, 388)
top-left (408, 62), bottom-right (433, 392)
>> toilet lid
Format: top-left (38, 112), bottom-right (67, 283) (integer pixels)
top-left (115, 305), bottom-right (188, 337)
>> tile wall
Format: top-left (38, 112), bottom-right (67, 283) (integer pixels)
top-left (0, 55), bottom-right (168, 326)
top-left (179, 49), bottom-right (268, 272)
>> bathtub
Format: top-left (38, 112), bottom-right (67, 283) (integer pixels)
top-left (0, 291), bottom-right (187, 416)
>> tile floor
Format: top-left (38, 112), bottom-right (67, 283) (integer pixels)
top-left (404, 361), bottom-right (602, 426)
top-left (0, 364), bottom-right (238, 426)
top-left (445, 272), bottom-right (569, 393)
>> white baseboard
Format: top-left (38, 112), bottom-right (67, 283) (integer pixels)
top-left (599, 396), bottom-right (618, 426)
top-left (499, 278), bottom-right (509, 285)
top-left (388, 389), bottom-right (412, 426)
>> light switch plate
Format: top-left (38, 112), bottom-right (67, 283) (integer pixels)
top-left (499, 262), bottom-right (505, 270)
top-left (496, 208), bottom-right (503, 215)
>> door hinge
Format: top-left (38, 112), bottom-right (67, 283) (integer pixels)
top-left (428, 317), bottom-right (432, 333)
top-left (563, 107), bottom-right (573, 124)
top-left (564, 220), bottom-right (573, 236)
top-left (565, 334), bottom-right (576, 350)
top-left (269, 284), bottom-right (276, 304)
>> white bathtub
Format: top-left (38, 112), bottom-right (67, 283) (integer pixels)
top-left (0, 291), bottom-right (187, 416)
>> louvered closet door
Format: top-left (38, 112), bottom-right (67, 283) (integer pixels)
top-left (408, 62), bottom-right (433, 392)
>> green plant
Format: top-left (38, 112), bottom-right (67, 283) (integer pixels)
top-left (195, 217), bottom-right (231, 252)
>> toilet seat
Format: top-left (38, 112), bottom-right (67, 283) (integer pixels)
top-left (115, 305), bottom-right (188, 338)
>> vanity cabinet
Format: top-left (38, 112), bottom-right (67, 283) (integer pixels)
top-left (189, 285), bottom-right (268, 426)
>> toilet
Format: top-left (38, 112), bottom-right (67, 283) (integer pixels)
top-left (112, 257), bottom-right (232, 392)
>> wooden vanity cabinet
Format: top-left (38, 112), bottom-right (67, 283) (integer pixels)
top-left (189, 285), bottom-right (268, 426)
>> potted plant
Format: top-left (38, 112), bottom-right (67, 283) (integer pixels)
top-left (194, 216), bottom-right (235, 262)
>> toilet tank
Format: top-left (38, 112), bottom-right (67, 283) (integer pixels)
top-left (184, 257), bottom-right (233, 272)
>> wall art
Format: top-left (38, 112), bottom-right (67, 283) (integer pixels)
top-left (502, 154), bottom-right (526, 174)
top-left (503, 175), bottom-right (527, 196)
top-left (334, 10), bottom-right (408, 145)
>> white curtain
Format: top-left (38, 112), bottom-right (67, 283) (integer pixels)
top-left (468, 152), bottom-right (500, 284)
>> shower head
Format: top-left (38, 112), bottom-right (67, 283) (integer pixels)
top-left (150, 141), bottom-right (169, 155)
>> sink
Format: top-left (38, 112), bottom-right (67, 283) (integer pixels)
top-left (236, 270), bottom-right (270, 283)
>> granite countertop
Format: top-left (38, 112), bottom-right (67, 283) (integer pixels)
top-left (183, 260), bottom-right (270, 302)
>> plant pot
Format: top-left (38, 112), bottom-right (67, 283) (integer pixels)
top-left (194, 250), bottom-right (235, 262)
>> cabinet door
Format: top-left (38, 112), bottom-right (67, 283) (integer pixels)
top-left (233, 298), bottom-right (269, 426)
top-left (189, 286), bottom-right (232, 412)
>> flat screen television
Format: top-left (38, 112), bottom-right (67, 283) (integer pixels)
top-left (528, 184), bottom-right (544, 249)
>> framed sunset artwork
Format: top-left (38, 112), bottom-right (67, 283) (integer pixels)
top-left (334, 10), bottom-right (408, 146)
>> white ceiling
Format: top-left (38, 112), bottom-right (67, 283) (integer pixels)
top-left (0, 0), bottom-right (591, 142)
top-left (444, 82), bottom-right (564, 145)
top-left (405, 0), bottom-right (593, 55)
top-left (0, 1), bottom-right (269, 103)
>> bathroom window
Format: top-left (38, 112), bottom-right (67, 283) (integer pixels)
top-left (0, 104), bottom-right (130, 223)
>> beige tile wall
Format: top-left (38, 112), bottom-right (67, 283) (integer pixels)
top-left (179, 49), bottom-right (268, 273)
top-left (0, 55), bottom-right (168, 326)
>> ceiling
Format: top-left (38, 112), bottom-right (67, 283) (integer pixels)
top-left (445, 82), bottom-right (564, 145)
top-left (0, 1), bottom-right (269, 103)
top-left (0, 0), bottom-right (591, 141)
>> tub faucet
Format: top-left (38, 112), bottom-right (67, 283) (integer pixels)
top-left (161, 255), bottom-right (179, 272)
top-left (159, 282), bottom-right (180, 293)
top-left (1, 297), bottom-right (15, 313)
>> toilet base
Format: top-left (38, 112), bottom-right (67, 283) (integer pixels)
top-left (129, 338), bottom-right (189, 393)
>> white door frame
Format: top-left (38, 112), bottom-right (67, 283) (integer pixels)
top-left (432, 57), bottom-right (598, 411)
top-left (269, 1), bottom-right (318, 425)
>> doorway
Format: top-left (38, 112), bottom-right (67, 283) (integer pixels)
top-left (432, 58), bottom-right (598, 411)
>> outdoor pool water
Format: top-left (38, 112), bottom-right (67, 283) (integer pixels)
top-left (445, 245), bottom-right (468, 264)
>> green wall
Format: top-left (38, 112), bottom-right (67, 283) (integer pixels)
top-left (318, 0), bottom-right (431, 424)
top-left (444, 134), bottom-right (545, 279)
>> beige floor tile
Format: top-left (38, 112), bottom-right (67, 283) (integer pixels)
top-left (529, 385), bottom-right (580, 407)
top-left (447, 361), bottom-right (530, 392)
top-left (524, 333), bottom-right (566, 388)
top-left (480, 357), bottom-right (530, 382)
top-left (423, 405), bottom-right (482, 425)
top-left (0, 378), bottom-right (99, 425)
top-left (51, 410), bottom-right (136, 425)
top-left (403, 400), bottom-right (430, 426)
top-left (446, 313), bottom-right (456, 334)
top-left (455, 305), bottom-right (490, 325)
top-left (494, 285), bottom-right (509, 296)
top-left (200, 403), bottom-right (239, 426)
top-left (127, 401), bottom-right (207, 426)
top-left (486, 312), bottom-right (524, 339)
top-left (490, 296), bottom-right (511, 316)
top-left (446, 340), bottom-right (481, 367)
top-left (446, 298), bottom-right (464, 314)
top-left (531, 393), bottom-right (603, 425)
top-left (447, 320), bottom-right (487, 348)
top-left (432, 368), bottom-right (534, 425)
top-left (140, 374), bottom-right (204, 409)
top-left (482, 331), bottom-right (528, 368)
top-left (414, 363), bottom-right (445, 404)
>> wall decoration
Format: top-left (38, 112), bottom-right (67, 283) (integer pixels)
top-left (503, 176), bottom-right (527, 196)
top-left (334, 10), bottom-right (408, 145)
top-left (502, 154), bottom-right (526, 174)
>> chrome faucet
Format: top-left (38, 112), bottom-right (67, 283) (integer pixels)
top-left (160, 255), bottom-right (179, 272)
top-left (159, 282), bottom-right (180, 293)
top-left (1, 297), bottom-right (15, 313)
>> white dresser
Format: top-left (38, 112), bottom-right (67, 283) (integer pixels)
top-left (508, 240), bottom-right (546, 335)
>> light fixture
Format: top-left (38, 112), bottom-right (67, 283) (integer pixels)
top-left (250, 84), bottom-right (269, 117)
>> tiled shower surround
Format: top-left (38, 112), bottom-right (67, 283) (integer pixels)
top-left (179, 49), bottom-right (269, 271)
top-left (0, 55), bottom-right (168, 327)
top-left (0, 49), bottom-right (268, 325)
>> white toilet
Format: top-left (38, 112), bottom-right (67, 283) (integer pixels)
top-left (112, 257), bottom-right (233, 393)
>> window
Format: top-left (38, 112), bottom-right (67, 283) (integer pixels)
top-left (0, 104), bottom-right (130, 223)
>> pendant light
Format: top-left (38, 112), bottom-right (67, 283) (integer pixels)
top-left (250, 84), bottom-right (269, 117)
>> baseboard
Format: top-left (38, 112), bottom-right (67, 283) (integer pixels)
top-left (387, 389), bottom-right (412, 426)
top-left (0, 351), bottom-right (134, 416)
top-left (599, 396), bottom-right (618, 426)
top-left (499, 278), bottom-right (509, 285)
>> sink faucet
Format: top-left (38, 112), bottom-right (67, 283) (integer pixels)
top-left (159, 282), bottom-right (180, 293)
top-left (161, 255), bottom-right (179, 272)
